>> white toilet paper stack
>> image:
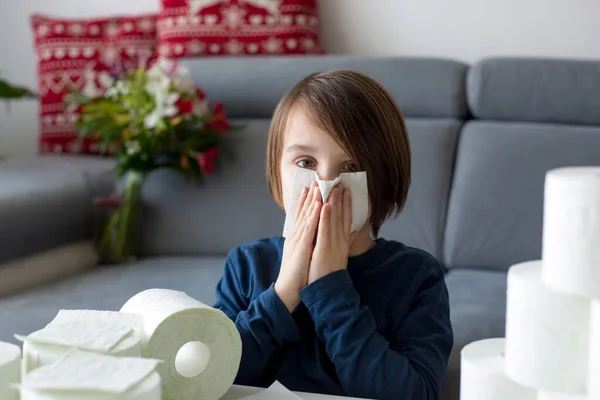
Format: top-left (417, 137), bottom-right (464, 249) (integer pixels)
top-left (12, 289), bottom-right (242, 400)
top-left (460, 166), bottom-right (600, 400)
top-left (0, 341), bottom-right (21, 400)
top-left (19, 349), bottom-right (162, 400)
top-left (17, 309), bottom-right (143, 375)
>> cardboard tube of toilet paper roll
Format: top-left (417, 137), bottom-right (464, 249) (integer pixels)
top-left (505, 261), bottom-right (590, 393)
top-left (588, 300), bottom-right (600, 400)
top-left (0, 341), bottom-right (20, 400)
top-left (120, 289), bottom-right (242, 400)
top-left (460, 338), bottom-right (536, 400)
top-left (542, 166), bottom-right (600, 298)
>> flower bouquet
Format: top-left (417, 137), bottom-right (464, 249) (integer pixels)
top-left (69, 56), bottom-right (235, 264)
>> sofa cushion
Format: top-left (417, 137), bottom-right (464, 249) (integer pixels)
top-left (444, 121), bottom-right (600, 271)
top-left (138, 119), bottom-right (284, 257)
top-left (380, 119), bottom-right (461, 260)
top-left (442, 268), bottom-right (508, 400)
top-left (468, 58), bottom-right (600, 126)
top-left (0, 155), bottom-right (115, 264)
top-left (138, 117), bottom-right (461, 259)
top-left (0, 256), bottom-right (226, 345)
top-left (182, 56), bottom-right (469, 119)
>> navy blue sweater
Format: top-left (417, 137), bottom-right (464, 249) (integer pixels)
top-left (214, 237), bottom-right (453, 400)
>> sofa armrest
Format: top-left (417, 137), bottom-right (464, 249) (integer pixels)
top-left (0, 155), bottom-right (115, 265)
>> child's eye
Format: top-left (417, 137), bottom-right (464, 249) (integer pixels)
top-left (297, 159), bottom-right (315, 169)
top-left (343, 162), bottom-right (359, 173)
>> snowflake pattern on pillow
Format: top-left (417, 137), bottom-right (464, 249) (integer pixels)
top-left (157, 0), bottom-right (323, 58)
top-left (31, 14), bottom-right (158, 154)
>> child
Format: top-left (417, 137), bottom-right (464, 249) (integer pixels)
top-left (214, 70), bottom-right (453, 400)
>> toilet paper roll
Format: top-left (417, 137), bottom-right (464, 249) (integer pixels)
top-left (282, 167), bottom-right (369, 237)
top-left (17, 309), bottom-right (142, 375)
top-left (588, 300), bottom-right (600, 400)
top-left (542, 166), bottom-right (600, 298)
top-left (0, 341), bottom-right (21, 400)
top-left (460, 338), bottom-right (536, 400)
top-left (538, 392), bottom-right (588, 400)
top-left (19, 349), bottom-right (161, 400)
top-left (505, 261), bottom-right (590, 393)
top-left (120, 288), bottom-right (242, 400)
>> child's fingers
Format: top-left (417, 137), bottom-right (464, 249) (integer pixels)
top-left (294, 186), bottom-right (309, 221)
top-left (297, 183), bottom-right (316, 225)
top-left (316, 203), bottom-right (330, 247)
top-left (327, 187), bottom-right (338, 241)
top-left (302, 200), bottom-right (321, 243)
top-left (343, 187), bottom-right (352, 236)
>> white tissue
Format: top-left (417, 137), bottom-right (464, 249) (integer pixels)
top-left (236, 381), bottom-right (304, 400)
top-left (120, 288), bottom-right (242, 400)
top-left (0, 341), bottom-right (21, 400)
top-left (282, 167), bottom-right (369, 237)
top-left (588, 300), bottom-right (600, 400)
top-left (19, 349), bottom-right (161, 400)
top-left (542, 166), bottom-right (600, 298)
top-left (18, 309), bottom-right (142, 374)
top-left (460, 338), bottom-right (536, 400)
top-left (505, 261), bottom-right (590, 393)
top-left (538, 392), bottom-right (588, 400)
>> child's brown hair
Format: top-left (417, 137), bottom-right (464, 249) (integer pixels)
top-left (266, 70), bottom-right (411, 236)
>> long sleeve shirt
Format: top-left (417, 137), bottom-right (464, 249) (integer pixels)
top-left (214, 236), bottom-right (453, 400)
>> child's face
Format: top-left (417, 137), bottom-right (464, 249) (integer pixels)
top-left (280, 105), bottom-right (360, 211)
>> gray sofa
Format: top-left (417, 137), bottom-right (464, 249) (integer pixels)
top-left (1, 55), bottom-right (600, 400)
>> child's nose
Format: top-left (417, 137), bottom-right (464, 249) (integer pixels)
top-left (316, 168), bottom-right (340, 182)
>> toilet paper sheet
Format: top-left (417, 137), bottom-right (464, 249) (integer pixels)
top-left (0, 341), bottom-right (21, 400)
top-left (19, 349), bottom-right (161, 400)
top-left (538, 392), bottom-right (588, 400)
top-left (588, 300), bottom-right (600, 400)
top-left (22, 310), bottom-right (140, 352)
top-left (283, 167), bottom-right (369, 237)
top-left (120, 288), bottom-right (242, 400)
top-left (542, 166), bottom-right (600, 298)
top-left (460, 338), bottom-right (536, 400)
top-left (505, 261), bottom-right (590, 393)
top-left (18, 309), bottom-right (142, 374)
top-left (237, 381), bottom-right (304, 400)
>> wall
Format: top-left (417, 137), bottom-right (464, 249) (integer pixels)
top-left (1, 0), bottom-right (599, 157)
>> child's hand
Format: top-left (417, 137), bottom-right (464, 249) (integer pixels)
top-left (308, 185), bottom-right (357, 285)
top-left (275, 182), bottom-right (322, 312)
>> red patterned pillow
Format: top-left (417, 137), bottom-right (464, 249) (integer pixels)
top-left (31, 13), bottom-right (158, 155)
top-left (157, 0), bottom-right (323, 58)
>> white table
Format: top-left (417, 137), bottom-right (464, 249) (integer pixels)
top-left (222, 385), bottom-right (367, 400)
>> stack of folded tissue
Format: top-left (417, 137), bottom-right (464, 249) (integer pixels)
top-left (0, 288), bottom-right (243, 400)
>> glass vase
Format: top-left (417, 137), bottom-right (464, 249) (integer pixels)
top-left (96, 170), bottom-right (145, 264)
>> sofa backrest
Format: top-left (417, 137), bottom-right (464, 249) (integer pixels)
top-left (444, 58), bottom-right (600, 271)
top-left (139, 56), bottom-right (468, 258)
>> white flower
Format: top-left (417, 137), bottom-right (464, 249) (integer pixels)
top-left (144, 112), bottom-right (161, 130)
top-left (105, 81), bottom-right (129, 99)
top-left (144, 90), bottom-right (180, 129)
top-left (126, 141), bottom-right (141, 155)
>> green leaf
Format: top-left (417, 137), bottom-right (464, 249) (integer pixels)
top-left (80, 117), bottom-right (111, 138)
top-left (0, 79), bottom-right (36, 99)
top-left (67, 92), bottom-right (92, 106)
top-left (83, 101), bottom-right (125, 114)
